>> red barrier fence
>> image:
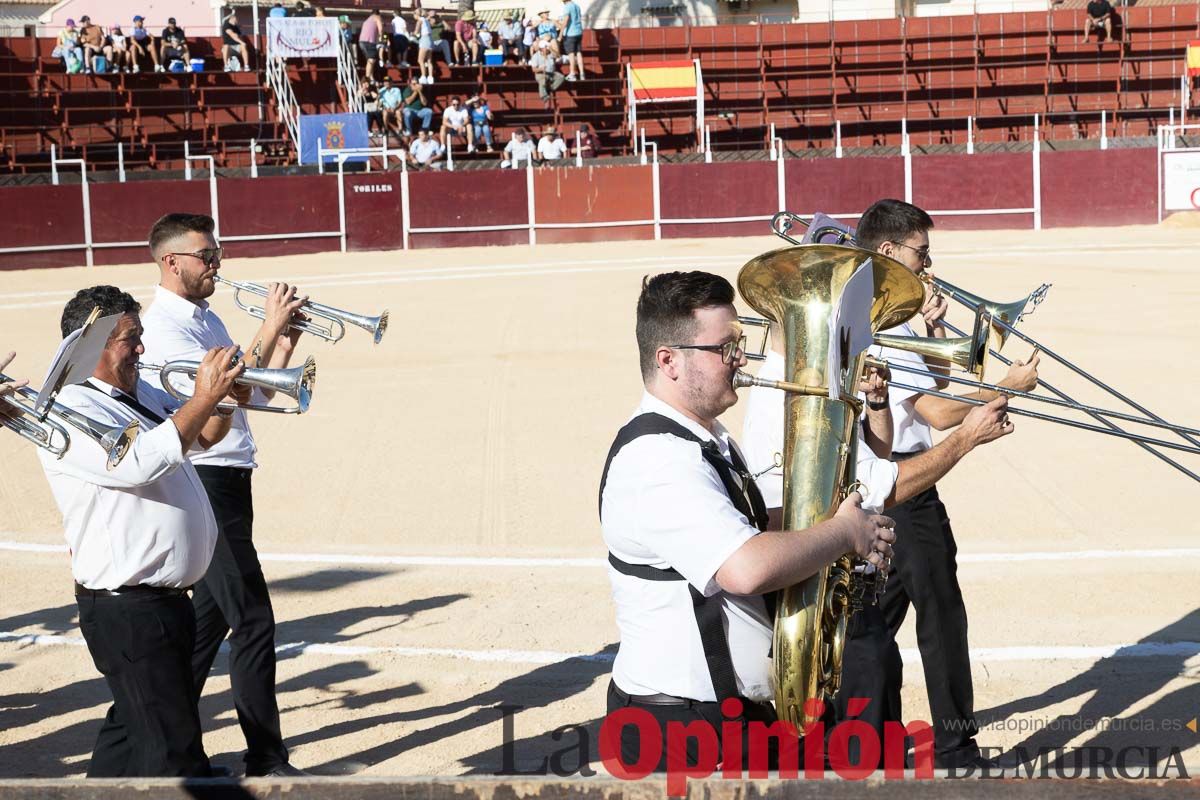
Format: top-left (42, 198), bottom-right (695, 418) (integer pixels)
top-left (0, 147), bottom-right (1162, 271)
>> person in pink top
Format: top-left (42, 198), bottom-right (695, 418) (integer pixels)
top-left (453, 10), bottom-right (479, 67)
top-left (358, 8), bottom-right (383, 82)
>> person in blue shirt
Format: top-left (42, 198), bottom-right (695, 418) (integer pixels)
top-left (467, 94), bottom-right (494, 152)
top-left (559, 0), bottom-right (584, 80)
top-left (535, 9), bottom-right (559, 58)
top-left (268, 3), bottom-right (287, 18)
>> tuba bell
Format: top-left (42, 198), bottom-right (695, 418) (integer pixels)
top-left (736, 243), bottom-right (925, 726)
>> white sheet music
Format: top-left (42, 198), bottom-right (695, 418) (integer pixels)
top-left (35, 312), bottom-right (122, 418)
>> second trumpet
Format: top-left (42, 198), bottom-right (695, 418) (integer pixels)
top-left (139, 356), bottom-right (318, 415)
top-left (214, 275), bottom-right (388, 345)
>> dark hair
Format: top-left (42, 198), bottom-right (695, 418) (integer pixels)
top-left (148, 213), bottom-right (215, 260)
top-left (60, 286), bottom-right (141, 338)
top-left (635, 271), bottom-right (735, 381)
top-left (854, 199), bottom-right (934, 252)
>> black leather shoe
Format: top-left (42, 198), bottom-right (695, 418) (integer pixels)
top-left (250, 763), bottom-right (311, 778)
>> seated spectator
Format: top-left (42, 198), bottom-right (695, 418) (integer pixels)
top-left (497, 14), bottom-right (522, 63)
top-left (360, 78), bottom-right (384, 135)
top-left (1083, 0), bottom-right (1115, 42)
top-left (454, 10), bottom-right (480, 67)
top-left (407, 129), bottom-right (445, 170)
top-left (575, 122), bottom-right (600, 159)
top-left (269, 3), bottom-right (288, 18)
top-left (108, 25), bottom-right (132, 73)
top-left (468, 94), bottom-right (494, 153)
top-left (530, 35), bottom-right (565, 107)
top-left (378, 76), bottom-right (404, 135)
top-left (359, 8), bottom-right (383, 82)
top-left (401, 76), bottom-right (433, 134)
top-left (501, 128), bottom-right (537, 168)
top-left (427, 12), bottom-right (454, 67)
top-left (78, 16), bottom-right (105, 73)
top-left (391, 9), bottom-right (411, 67)
top-left (160, 17), bottom-right (192, 71)
top-left (440, 96), bottom-right (473, 152)
top-left (535, 10), bottom-right (560, 58)
top-left (477, 23), bottom-right (494, 52)
top-left (54, 19), bottom-right (84, 74)
top-left (538, 127), bottom-right (568, 163)
top-left (222, 11), bottom-right (251, 72)
top-left (129, 15), bottom-right (159, 73)
top-left (559, 0), bottom-right (584, 81)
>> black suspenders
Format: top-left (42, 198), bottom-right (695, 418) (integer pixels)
top-left (599, 412), bottom-right (773, 703)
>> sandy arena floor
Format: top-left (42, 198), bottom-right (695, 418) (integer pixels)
top-left (0, 226), bottom-right (1197, 778)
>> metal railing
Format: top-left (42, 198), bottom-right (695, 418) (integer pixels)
top-left (337, 35), bottom-right (363, 114)
top-left (265, 56), bottom-right (300, 145)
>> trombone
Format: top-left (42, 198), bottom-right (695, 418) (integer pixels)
top-left (1, 373), bottom-right (139, 470)
top-left (138, 356), bottom-right (318, 415)
top-left (214, 275), bottom-right (388, 345)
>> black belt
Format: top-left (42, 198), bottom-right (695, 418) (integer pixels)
top-left (610, 681), bottom-right (701, 707)
top-left (75, 582), bottom-right (192, 598)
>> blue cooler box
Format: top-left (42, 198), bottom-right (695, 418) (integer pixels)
top-left (190, 58), bottom-right (205, 72)
top-left (484, 49), bottom-right (503, 66)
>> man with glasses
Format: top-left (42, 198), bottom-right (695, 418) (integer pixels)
top-left (600, 270), bottom-right (897, 769)
top-left (139, 213), bottom-right (309, 777)
top-left (855, 199), bottom-right (1039, 768)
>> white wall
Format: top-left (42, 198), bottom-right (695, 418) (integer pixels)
top-left (913, 0), bottom-right (1048, 17)
top-left (39, 1), bottom-right (221, 36)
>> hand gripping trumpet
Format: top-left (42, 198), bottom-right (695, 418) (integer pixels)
top-left (138, 355), bottom-right (318, 415)
top-left (1, 373), bottom-right (139, 469)
top-left (214, 275), bottom-right (388, 345)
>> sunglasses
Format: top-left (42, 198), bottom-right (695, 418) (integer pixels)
top-left (163, 247), bottom-right (223, 267)
top-left (890, 241), bottom-right (932, 268)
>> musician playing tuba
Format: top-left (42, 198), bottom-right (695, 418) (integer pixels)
top-left (599, 271), bottom-right (896, 770)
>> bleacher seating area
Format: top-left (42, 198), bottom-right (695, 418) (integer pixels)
top-left (2, 4), bottom-right (1198, 175)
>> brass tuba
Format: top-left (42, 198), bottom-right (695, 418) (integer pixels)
top-left (736, 243), bottom-right (925, 726)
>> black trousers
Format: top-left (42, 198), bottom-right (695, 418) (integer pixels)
top-left (192, 465), bottom-right (288, 774)
top-left (835, 481), bottom-right (980, 767)
top-left (606, 682), bottom-right (786, 772)
top-left (77, 591), bottom-right (211, 777)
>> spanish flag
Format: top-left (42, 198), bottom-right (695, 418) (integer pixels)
top-left (1188, 40), bottom-right (1200, 77)
top-left (629, 60), bottom-right (698, 102)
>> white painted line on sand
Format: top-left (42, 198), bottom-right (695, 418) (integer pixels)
top-left (2, 542), bottom-right (1200, 573)
top-left (2, 541), bottom-right (1198, 569)
top-left (1, 631), bottom-right (1195, 667)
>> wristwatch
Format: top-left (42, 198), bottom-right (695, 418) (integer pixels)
top-left (866, 397), bottom-right (890, 411)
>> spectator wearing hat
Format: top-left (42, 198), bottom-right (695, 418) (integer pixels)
top-left (453, 10), bottom-right (479, 66)
top-left (129, 15), bottom-right (160, 72)
top-left (78, 16), bottom-right (105, 73)
top-left (407, 129), bottom-right (445, 170)
top-left (477, 22), bottom-right (494, 51)
top-left (378, 76), bottom-right (404, 136)
top-left (54, 19), bottom-right (84, 73)
top-left (108, 25), bottom-right (132, 73)
top-left (160, 17), bottom-right (192, 71)
top-left (338, 14), bottom-right (354, 55)
top-left (222, 10), bottom-right (251, 72)
top-left (538, 126), bottom-right (568, 163)
top-left (535, 10), bottom-right (560, 58)
top-left (390, 9), bottom-right (411, 67)
top-left (559, 0), bottom-right (585, 81)
top-left (497, 14), bottom-right (522, 63)
top-left (467, 94), bottom-right (494, 153)
top-left (400, 75), bottom-right (433, 134)
top-left (576, 122), bottom-right (601, 159)
top-left (530, 34), bottom-right (564, 106)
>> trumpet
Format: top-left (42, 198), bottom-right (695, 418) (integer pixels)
top-left (138, 356), bottom-right (317, 415)
top-left (214, 275), bottom-right (388, 345)
top-left (1, 374), bottom-right (140, 469)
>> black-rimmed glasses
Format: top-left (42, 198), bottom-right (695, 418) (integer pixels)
top-left (163, 247), bottom-right (223, 267)
top-left (669, 334), bottom-right (747, 365)
top-left (890, 241), bottom-right (932, 268)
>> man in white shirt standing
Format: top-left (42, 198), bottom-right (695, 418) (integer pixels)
top-left (854, 199), bottom-right (1039, 768)
top-left (39, 285), bottom-right (243, 777)
top-left (741, 323), bottom-right (1014, 766)
top-left (139, 213), bottom-right (309, 778)
top-left (600, 270), bottom-right (897, 770)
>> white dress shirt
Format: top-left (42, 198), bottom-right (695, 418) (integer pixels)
top-left (742, 350), bottom-right (898, 514)
top-left (38, 377), bottom-right (218, 590)
top-left (868, 320), bottom-right (939, 454)
top-left (140, 285), bottom-right (258, 469)
top-left (601, 391), bottom-right (773, 703)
